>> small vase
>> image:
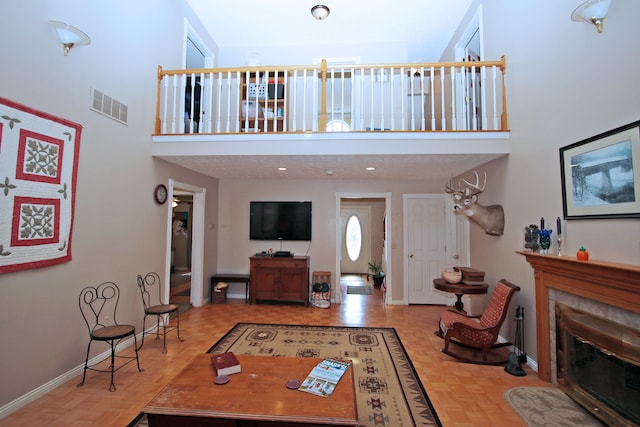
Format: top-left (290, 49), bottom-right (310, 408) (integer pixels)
top-left (538, 229), bottom-right (552, 254)
top-left (524, 226), bottom-right (539, 252)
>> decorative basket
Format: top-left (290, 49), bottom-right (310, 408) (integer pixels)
top-left (441, 267), bottom-right (462, 284)
top-left (212, 282), bottom-right (228, 304)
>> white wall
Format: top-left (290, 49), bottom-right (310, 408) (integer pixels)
top-left (217, 42), bottom-right (409, 67)
top-left (0, 0), bottom-right (220, 409)
top-left (443, 0), bottom-right (640, 366)
top-left (217, 178), bottom-right (445, 301)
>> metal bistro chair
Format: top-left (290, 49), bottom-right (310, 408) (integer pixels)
top-left (137, 272), bottom-right (183, 354)
top-left (78, 282), bottom-right (143, 391)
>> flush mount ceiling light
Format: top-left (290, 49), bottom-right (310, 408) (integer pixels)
top-left (50, 20), bottom-right (91, 56)
top-left (571, 0), bottom-right (612, 33)
top-left (311, 5), bottom-right (330, 20)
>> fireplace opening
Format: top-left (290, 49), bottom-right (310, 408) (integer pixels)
top-left (556, 304), bottom-right (640, 426)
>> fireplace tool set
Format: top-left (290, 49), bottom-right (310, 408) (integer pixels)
top-left (505, 305), bottom-right (526, 376)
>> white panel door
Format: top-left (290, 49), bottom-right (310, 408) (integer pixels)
top-left (406, 196), bottom-right (450, 304)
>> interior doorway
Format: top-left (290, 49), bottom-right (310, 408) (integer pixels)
top-left (164, 180), bottom-right (206, 307)
top-left (403, 194), bottom-right (469, 305)
top-left (404, 195), bottom-right (449, 305)
top-left (170, 193), bottom-right (193, 304)
top-left (183, 21), bottom-right (214, 133)
top-left (336, 192), bottom-right (391, 304)
top-left (454, 5), bottom-right (483, 131)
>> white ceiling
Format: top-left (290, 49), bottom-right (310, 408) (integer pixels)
top-left (186, 0), bottom-right (474, 63)
top-left (158, 153), bottom-right (505, 182)
top-left (153, 133), bottom-right (510, 182)
top-left (169, 1), bottom-right (500, 182)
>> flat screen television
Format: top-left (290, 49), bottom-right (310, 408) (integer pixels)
top-left (250, 201), bottom-right (312, 241)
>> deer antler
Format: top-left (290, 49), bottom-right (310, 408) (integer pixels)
top-left (444, 177), bottom-right (459, 194)
top-left (461, 170), bottom-right (486, 196)
top-left (445, 177), bottom-right (467, 194)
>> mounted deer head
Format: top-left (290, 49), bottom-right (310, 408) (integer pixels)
top-left (445, 170), bottom-right (505, 236)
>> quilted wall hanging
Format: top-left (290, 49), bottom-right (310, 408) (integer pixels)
top-left (0, 97), bottom-right (82, 273)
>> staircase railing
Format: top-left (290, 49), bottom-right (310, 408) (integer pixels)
top-left (155, 56), bottom-right (507, 135)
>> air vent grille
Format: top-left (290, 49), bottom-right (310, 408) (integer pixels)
top-left (90, 88), bottom-right (128, 125)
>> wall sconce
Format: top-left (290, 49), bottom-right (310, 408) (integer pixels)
top-left (50, 21), bottom-right (91, 56)
top-left (311, 5), bottom-right (330, 20)
top-left (571, 0), bottom-right (612, 33)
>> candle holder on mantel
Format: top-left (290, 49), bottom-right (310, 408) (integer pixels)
top-left (557, 234), bottom-right (563, 256)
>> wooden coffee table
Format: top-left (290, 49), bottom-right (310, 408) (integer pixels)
top-left (143, 354), bottom-right (358, 426)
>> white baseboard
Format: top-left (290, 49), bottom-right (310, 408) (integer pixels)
top-left (226, 292), bottom-right (246, 300)
top-left (0, 328), bottom-right (152, 420)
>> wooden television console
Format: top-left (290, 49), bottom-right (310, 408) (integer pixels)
top-left (249, 255), bottom-right (310, 306)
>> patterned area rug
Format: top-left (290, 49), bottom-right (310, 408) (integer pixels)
top-left (505, 387), bottom-right (606, 427)
top-left (129, 323), bottom-right (441, 427)
top-left (347, 285), bottom-right (373, 295)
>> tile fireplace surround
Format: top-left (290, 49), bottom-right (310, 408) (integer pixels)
top-left (519, 252), bottom-right (640, 382)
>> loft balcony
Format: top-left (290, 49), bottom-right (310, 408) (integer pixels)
top-left (151, 57), bottom-right (510, 180)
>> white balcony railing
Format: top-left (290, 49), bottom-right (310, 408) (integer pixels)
top-left (154, 57), bottom-right (507, 136)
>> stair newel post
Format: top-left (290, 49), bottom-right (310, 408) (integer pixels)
top-left (319, 59), bottom-right (328, 132)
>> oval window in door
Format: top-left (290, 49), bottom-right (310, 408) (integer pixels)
top-left (345, 215), bottom-right (362, 262)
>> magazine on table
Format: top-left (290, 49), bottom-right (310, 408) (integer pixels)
top-left (298, 358), bottom-right (352, 397)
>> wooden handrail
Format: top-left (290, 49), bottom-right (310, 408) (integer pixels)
top-left (154, 57), bottom-right (509, 135)
top-left (157, 59), bottom-right (506, 78)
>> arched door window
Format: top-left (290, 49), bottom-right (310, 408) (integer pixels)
top-left (345, 215), bottom-right (362, 262)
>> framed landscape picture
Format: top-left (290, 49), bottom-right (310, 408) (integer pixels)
top-left (560, 120), bottom-right (640, 219)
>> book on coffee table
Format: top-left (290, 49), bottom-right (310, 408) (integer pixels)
top-left (298, 358), bottom-right (351, 397)
top-left (210, 351), bottom-right (241, 376)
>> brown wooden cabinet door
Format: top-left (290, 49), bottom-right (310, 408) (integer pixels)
top-left (253, 267), bottom-right (279, 300)
top-left (279, 267), bottom-right (307, 301)
top-left (250, 256), bottom-right (309, 305)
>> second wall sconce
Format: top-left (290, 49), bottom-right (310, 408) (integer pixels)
top-left (50, 21), bottom-right (91, 56)
top-left (571, 0), bottom-right (612, 33)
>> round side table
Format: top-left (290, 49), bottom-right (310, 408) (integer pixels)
top-left (433, 278), bottom-right (488, 312)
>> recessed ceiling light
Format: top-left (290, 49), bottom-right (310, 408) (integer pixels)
top-left (366, 167), bottom-right (375, 171)
top-left (278, 167), bottom-right (287, 171)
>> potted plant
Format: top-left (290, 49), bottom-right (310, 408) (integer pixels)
top-left (367, 261), bottom-right (385, 288)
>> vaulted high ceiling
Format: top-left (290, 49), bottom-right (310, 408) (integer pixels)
top-left (186, 0), bottom-right (474, 63)
top-left (160, 1), bottom-right (506, 182)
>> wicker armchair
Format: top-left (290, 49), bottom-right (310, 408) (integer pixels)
top-left (437, 279), bottom-right (520, 365)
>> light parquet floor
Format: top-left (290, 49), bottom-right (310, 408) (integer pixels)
top-left (0, 278), bottom-right (552, 427)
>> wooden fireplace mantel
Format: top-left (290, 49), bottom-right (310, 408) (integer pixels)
top-left (518, 251), bottom-right (640, 382)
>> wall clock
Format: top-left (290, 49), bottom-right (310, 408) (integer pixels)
top-left (154, 184), bottom-right (168, 204)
